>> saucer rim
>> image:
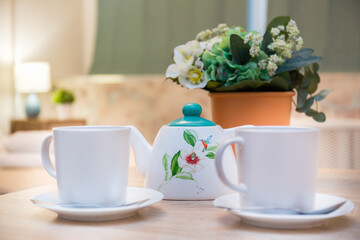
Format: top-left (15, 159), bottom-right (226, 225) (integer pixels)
top-left (31, 186), bottom-right (164, 213)
top-left (213, 192), bottom-right (354, 220)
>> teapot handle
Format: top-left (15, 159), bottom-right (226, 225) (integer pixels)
top-left (127, 125), bottom-right (152, 177)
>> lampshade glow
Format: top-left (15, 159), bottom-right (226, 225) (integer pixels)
top-left (14, 62), bottom-right (51, 93)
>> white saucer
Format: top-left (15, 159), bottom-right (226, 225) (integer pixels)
top-left (214, 193), bottom-right (354, 229)
top-left (31, 187), bottom-right (164, 222)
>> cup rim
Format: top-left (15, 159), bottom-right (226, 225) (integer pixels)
top-left (53, 125), bottom-right (131, 132)
top-left (235, 126), bottom-right (320, 133)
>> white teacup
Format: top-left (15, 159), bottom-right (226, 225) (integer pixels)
top-left (41, 126), bottom-right (132, 206)
top-left (215, 126), bottom-right (319, 212)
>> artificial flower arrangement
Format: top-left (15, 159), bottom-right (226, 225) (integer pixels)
top-left (166, 16), bottom-right (331, 122)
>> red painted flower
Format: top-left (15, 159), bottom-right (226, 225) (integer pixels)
top-left (185, 152), bottom-right (200, 165)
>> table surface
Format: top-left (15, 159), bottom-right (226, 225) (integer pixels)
top-left (0, 168), bottom-right (359, 240)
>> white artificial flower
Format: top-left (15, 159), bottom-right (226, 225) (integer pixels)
top-left (258, 60), bottom-right (267, 70)
top-left (271, 27), bottom-right (280, 37)
top-left (295, 36), bottom-right (304, 50)
top-left (286, 19), bottom-right (300, 38)
top-left (244, 33), bottom-right (253, 44)
top-left (269, 54), bottom-right (284, 64)
top-left (278, 25), bottom-right (285, 31)
top-left (277, 34), bottom-right (285, 41)
top-left (267, 61), bottom-right (278, 77)
top-left (178, 58), bottom-right (208, 89)
top-left (196, 29), bottom-right (212, 41)
top-left (244, 33), bottom-right (263, 57)
top-left (199, 36), bottom-right (222, 51)
top-left (166, 62), bottom-right (188, 79)
top-left (212, 23), bottom-right (229, 35)
top-left (173, 40), bottom-right (203, 65)
top-left (249, 46), bottom-right (260, 57)
top-left (166, 40), bottom-right (205, 84)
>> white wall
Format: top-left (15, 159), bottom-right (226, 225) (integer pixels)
top-left (0, 0), bottom-right (97, 134)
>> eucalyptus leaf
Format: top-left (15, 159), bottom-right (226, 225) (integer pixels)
top-left (313, 112), bottom-right (326, 122)
top-left (296, 97), bottom-right (314, 113)
top-left (297, 88), bottom-right (308, 108)
top-left (175, 172), bottom-right (194, 180)
top-left (305, 108), bottom-right (317, 117)
top-left (170, 151), bottom-right (182, 176)
top-left (276, 55), bottom-right (322, 73)
top-left (311, 62), bottom-right (320, 72)
top-left (291, 48), bottom-right (314, 58)
top-left (301, 67), bottom-right (312, 89)
top-left (314, 89), bottom-right (332, 101)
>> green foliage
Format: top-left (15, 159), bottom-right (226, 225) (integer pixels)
top-left (261, 16), bottom-right (290, 54)
top-left (51, 89), bottom-right (75, 104)
top-left (167, 16), bottom-right (331, 122)
top-left (230, 34), bottom-right (250, 65)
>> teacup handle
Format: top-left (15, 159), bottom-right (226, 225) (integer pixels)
top-left (41, 135), bottom-right (57, 178)
top-left (215, 137), bottom-right (247, 194)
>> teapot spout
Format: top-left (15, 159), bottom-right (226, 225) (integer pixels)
top-left (128, 126), bottom-right (152, 177)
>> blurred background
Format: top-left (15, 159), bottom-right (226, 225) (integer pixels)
top-left (0, 0), bottom-right (359, 193)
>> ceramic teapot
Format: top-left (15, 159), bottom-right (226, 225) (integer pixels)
top-left (131, 103), bottom-right (245, 200)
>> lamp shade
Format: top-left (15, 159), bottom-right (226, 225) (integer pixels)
top-left (14, 62), bottom-right (51, 93)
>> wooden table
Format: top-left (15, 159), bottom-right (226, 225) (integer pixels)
top-left (10, 119), bottom-right (86, 133)
top-left (0, 168), bottom-right (359, 240)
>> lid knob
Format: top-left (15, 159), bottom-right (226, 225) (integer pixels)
top-left (168, 103), bottom-right (216, 127)
top-left (183, 103), bottom-right (202, 117)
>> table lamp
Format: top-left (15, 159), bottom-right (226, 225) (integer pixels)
top-left (14, 62), bottom-right (51, 118)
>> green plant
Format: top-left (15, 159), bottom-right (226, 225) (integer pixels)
top-left (166, 16), bottom-right (331, 122)
top-left (51, 89), bottom-right (75, 104)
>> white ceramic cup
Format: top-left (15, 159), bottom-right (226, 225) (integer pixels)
top-left (41, 126), bottom-right (132, 206)
top-left (215, 126), bottom-right (320, 212)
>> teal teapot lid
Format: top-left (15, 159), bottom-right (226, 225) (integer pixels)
top-left (168, 103), bottom-right (216, 127)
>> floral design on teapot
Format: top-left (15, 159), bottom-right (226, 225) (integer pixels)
top-left (158, 129), bottom-right (218, 193)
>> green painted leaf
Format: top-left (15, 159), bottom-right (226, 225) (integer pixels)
top-left (175, 172), bottom-right (194, 180)
top-left (314, 89), bottom-right (332, 102)
top-left (162, 153), bottom-right (172, 181)
top-left (183, 130), bottom-right (197, 147)
top-left (230, 34), bottom-right (250, 65)
top-left (206, 152), bottom-right (215, 159)
top-left (313, 112), bottom-right (326, 122)
top-left (170, 151), bottom-right (182, 176)
top-left (296, 97), bottom-right (314, 113)
top-left (206, 145), bottom-right (218, 151)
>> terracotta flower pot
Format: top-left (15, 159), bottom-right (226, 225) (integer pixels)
top-left (209, 91), bottom-right (295, 128)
